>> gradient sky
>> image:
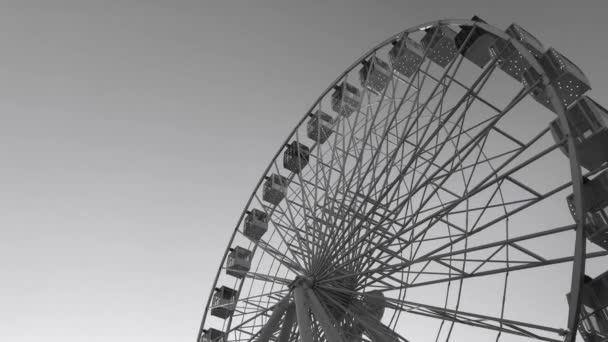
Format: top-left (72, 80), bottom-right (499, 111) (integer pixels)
top-left (1, 1), bottom-right (608, 342)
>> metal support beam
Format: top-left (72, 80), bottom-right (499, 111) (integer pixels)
top-left (305, 288), bottom-right (347, 342)
top-left (294, 287), bottom-right (314, 342)
top-left (278, 304), bottom-right (296, 342)
top-left (255, 294), bottom-right (291, 342)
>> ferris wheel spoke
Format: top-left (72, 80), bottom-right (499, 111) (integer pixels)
top-left (316, 113), bottom-right (392, 272)
top-left (353, 183), bottom-right (420, 273)
top-left (316, 287), bottom-right (410, 342)
top-left (325, 281), bottom-right (565, 341)
top-left (409, 140), bottom-right (564, 255)
top-left (374, 118), bottom-right (472, 244)
top-left (310, 118), bottom-right (359, 273)
top-left (255, 240), bottom-right (306, 274)
top-left (354, 74), bottom-right (438, 203)
top-left (350, 183), bottom-right (563, 288)
top-left (227, 269), bottom-right (293, 285)
top-left (327, 54), bottom-right (503, 269)
top-left (391, 245), bottom-right (607, 292)
top-left (252, 295), bottom-right (292, 342)
top-left (315, 56), bottom-right (439, 269)
top-left (225, 294), bottom-right (291, 338)
top-left (324, 106), bottom-right (430, 261)
top-left (384, 105), bottom-right (509, 184)
top-left (403, 69), bottom-right (519, 208)
top-left (255, 195), bottom-right (310, 269)
top-left (344, 43), bottom-right (478, 227)
top-left (432, 222), bottom-right (571, 261)
top-left (398, 303), bottom-right (564, 342)
top-left (384, 64), bottom-right (499, 221)
top-left (255, 194), bottom-right (306, 260)
top-left (285, 161), bottom-right (317, 225)
top-left (418, 66), bottom-right (504, 117)
top-left (270, 162), bottom-right (319, 270)
top-left (441, 301), bottom-right (558, 341)
top-left (303, 122), bottom-right (329, 265)
top-left (330, 83), bottom-right (544, 275)
top-left (233, 289), bottom-right (291, 314)
top-left (200, 20), bottom-right (608, 342)
top-left (288, 179), bottom-right (325, 267)
top-left (317, 102), bottom-right (399, 204)
top-left (270, 218), bottom-right (313, 266)
top-left (275, 199), bottom-right (317, 268)
top-left (427, 146), bottom-right (520, 185)
top-left (356, 117), bottom-right (444, 230)
top-left (407, 250), bottom-right (608, 289)
top-left (333, 113), bottom-right (482, 275)
top-left (323, 219), bottom-right (580, 288)
top-left (329, 81), bottom-right (440, 255)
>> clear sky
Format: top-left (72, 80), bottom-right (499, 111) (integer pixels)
top-left (1, 1), bottom-right (608, 342)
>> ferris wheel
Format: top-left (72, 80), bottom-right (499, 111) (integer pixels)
top-left (197, 17), bottom-right (608, 342)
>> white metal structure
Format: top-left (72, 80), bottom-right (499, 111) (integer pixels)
top-left (197, 18), bottom-right (608, 342)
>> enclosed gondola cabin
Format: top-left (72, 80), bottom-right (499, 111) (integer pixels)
top-left (490, 23), bottom-right (545, 81)
top-left (566, 271), bottom-right (608, 342)
top-left (389, 37), bottom-right (424, 78)
top-left (226, 246), bottom-right (252, 279)
top-left (262, 174), bottom-right (289, 205)
top-left (420, 25), bottom-right (458, 68)
top-left (566, 171), bottom-right (608, 251)
top-left (584, 211), bottom-right (608, 252)
top-left (455, 16), bottom-right (501, 68)
top-left (244, 209), bottom-right (268, 242)
top-left (306, 110), bottom-right (334, 144)
top-left (200, 328), bottom-right (225, 342)
top-left (331, 82), bottom-right (362, 117)
top-left (540, 48), bottom-right (591, 107)
top-left (210, 286), bottom-right (237, 319)
top-left (359, 56), bottom-right (391, 95)
top-left (550, 96), bottom-right (608, 171)
top-left (524, 47), bottom-right (591, 113)
top-left (283, 141), bottom-right (310, 173)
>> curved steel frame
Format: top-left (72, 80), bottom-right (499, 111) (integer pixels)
top-left (196, 18), bottom-right (592, 342)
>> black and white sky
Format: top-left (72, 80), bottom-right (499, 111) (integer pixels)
top-left (2, 1), bottom-right (608, 341)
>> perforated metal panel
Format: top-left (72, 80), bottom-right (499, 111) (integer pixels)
top-left (540, 48), bottom-right (591, 107)
top-left (359, 56), bottom-right (391, 95)
top-left (566, 172), bottom-right (608, 251)
top-left (389, 37), bottom-right (424, 78)
top-left (550, 96), bottom-right (608, 171)
top-left (455, 16), bottom-right (500, 68)
top-left (262, 174), bottom-right (289, 205)
top-left (421, 25), bottom-right (458, 68)
top-left (244, 209), bottom-right (268, 241)
top-left (306, 110), bottom-right (334, 144)
top-left (210, 286), bottom-right (237, 319)
top-left (226, 246), bottom-right (252, 278)
top-left (331, 82), bottom-right (362, 117)
top-left (491, 23), bottom-right (545, 81)
top-left (283, 141), bottom-right (310, 173)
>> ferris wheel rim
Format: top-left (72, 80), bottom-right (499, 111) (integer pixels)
top-left (196, 17), bottom-right (598, 342)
